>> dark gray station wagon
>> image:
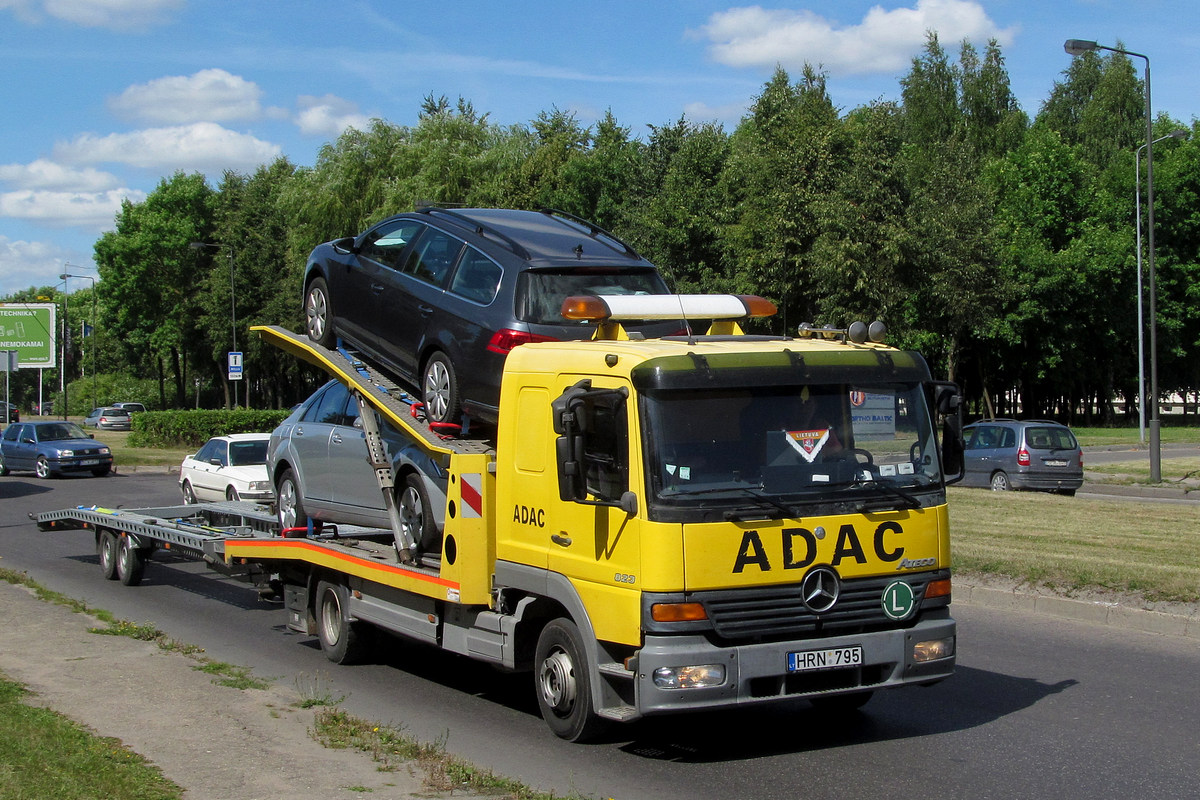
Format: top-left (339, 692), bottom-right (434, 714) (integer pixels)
top-left (302, 208), bottom-right (675, 426)
top-left (961, 419), bottom-right (1083, 495)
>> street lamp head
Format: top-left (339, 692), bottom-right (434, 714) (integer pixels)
top-left (189, 241), bottom-right (209, 250)
top-left (1064, 39), bottom-right (1098, 56)
top-left (1169, 129), bottom-right (1189, 140)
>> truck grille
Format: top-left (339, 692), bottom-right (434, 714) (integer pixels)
top-left (699, 571), bottom-right (946, 642)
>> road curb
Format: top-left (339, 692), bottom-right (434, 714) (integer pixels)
top-left (956, 580), bottom-right (1200, 640)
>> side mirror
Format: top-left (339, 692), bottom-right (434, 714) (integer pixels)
top-left (932, 381), bottom-right (964, 483)
top-left (552, 380), bottom-right (635, 512)
top-left (331, 236), bottom-right (358, 255)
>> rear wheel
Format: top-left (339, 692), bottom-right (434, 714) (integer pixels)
top-left (315, 580), bottom-right (370, 664)
top-left (116, 534), bottom-right (146, 586)
top-left (990, 471), bottom-right (1011, 492)
top-left (534, 618), bottom-right (608, 742)
top-left (98, 530), bottom-right (119, 580)
top-left (422, 352), bottom-right (460, 425)
top-left (305, 277), bottom-right (336, 349)
top-left (398, 473), bottom-right (438, 554)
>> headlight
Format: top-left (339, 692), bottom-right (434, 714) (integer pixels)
top-left (913, 636), bottom-right (955, 662)
top-left (99, 447), bottom-right (111, 455)
top-left (652, 664), bottom-right (726, 689)
top-left (59, 449), bottom-right (74, 457)
top-left (248, 481), bottom-right (271, 492)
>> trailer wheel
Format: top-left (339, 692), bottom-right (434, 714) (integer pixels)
top-left (98, 530), bottom-right (119, 580)
top-left (315, 580), bottom-right (369, 665)
top-left (116, 534), bottom-right (146, 586)
top-left (534, 618), bottom-right (607, 742)
top-left (305, 277), bottom-right (337, 349)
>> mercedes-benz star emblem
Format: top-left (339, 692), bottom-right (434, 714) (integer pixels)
top-left (800, 566), bottom-right (840, 614)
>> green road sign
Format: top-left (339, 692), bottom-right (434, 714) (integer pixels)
top-left (0, 304), bottom-right (57, 368)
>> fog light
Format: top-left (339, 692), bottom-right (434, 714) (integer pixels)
top-left (652, 664), bottom-right (726, 689)
top-left (913, 636), bottom-right (955, 663)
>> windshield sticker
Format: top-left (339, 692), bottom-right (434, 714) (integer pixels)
top-left (784, 429), bottom-right (831, 463)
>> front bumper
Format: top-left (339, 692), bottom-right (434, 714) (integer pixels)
top-left (631, 609), bottom-right (955, 717)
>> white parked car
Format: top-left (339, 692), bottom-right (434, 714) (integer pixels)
top-left (180, 433), bottom-right (274, 503)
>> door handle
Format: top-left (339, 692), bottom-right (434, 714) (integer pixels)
top-left (331, 433), bottom-right (343, 444)
top-left (551, 534), bottom-right (572, 547)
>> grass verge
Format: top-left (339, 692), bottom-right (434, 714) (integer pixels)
top-left (0, 671), bottom-right (183, 800)
top-left (948, 486), bottom-right (1200, 602)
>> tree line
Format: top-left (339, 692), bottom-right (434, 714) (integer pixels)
top-left (6, 34), bottom-right (1199, 423)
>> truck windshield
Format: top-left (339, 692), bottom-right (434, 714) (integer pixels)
top-left (641, 382), bottom-right (943, 520)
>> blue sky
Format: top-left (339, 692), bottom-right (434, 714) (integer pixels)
top-left (2, 0), bottom-right (1198, 299)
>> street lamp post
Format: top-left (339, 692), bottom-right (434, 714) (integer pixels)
top-left (1134, 130), bottom-right (1188, 445)
top-left (60, 269), bottom-right (97, 411)
top-left (1064, 39), bottom-right (1162, 482)
top-left (189, 241), bottom-right (238, 408)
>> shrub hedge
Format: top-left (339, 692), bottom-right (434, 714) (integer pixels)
top-left (128, 409), bottom-right (291, 448)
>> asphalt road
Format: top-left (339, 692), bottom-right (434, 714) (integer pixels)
top-left (2, 471), bottom-right (1197, 799)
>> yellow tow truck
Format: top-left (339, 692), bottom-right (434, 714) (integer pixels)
top-left (38, 294), bottom-right (963, 741)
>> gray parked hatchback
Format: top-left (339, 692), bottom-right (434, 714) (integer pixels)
top-left (961, 419), bottom-right (1083, 495)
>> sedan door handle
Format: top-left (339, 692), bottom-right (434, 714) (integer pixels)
top-left (370, 282), bottom-right (386, 294)
top-left (330, 433), bottom-right (343, 445)
top-left (551, 534), bottom-right (572, 547)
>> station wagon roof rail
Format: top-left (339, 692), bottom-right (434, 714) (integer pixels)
top-left (417, 207), bottom-right (532, 260)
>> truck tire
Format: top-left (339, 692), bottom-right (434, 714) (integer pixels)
top-left (534, 618), bottom-right (608, 742)
top-left (398, 473), bottom-right (438, 554)
top-left (421, 351), bottom-right (460, 425)
top-left (116, 534), bottom-right (146, 587)
top-left (305, 277), bottom-right (337, 349)
top-left (315, 580), bottom-right (370, 665)
top-left (98, 530), bottom-right (119, 581)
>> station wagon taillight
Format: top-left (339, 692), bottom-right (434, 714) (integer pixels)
top-left (487, 328), bottom-right (559, 354)
top-left (1017, 447), bottom-right (1030, 466)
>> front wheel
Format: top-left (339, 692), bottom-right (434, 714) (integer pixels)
top-left (990, 471), bottom-right (1011, 492)
top-left (422, 352), bottom-right (460, 425)
top-left (35, 456), bottom-right (54, 479)
top-left (534, 618), bottom-right (608, 742)
top-left (226, 485), bottom-right (240, 501)
top-left (276, 468), bottom-right (319, 533)
top-left (315, 580), bottom-right (370, 664)
top-left (182, 481), bottom-right (197, 504)
top-left (305, 277), bottom-right (337, 349)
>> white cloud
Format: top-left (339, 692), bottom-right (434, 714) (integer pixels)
top-left (697, 0), bottom-right (1017, 76)
top-left (0, 188), bottom-right (143, 230)
top-left (109, 69), bottom-right (268, 124)
top-left (683, 100), bottom-right (747, 126)
top-left (0, 235), bottom-right (78, 297)
top-left (295, 94), bottom-right (373, 138)
top-left (36, 0), bottom-right (181, 30)
top-left (0, 159), bottom-right (121, 191)
top-left (53, 122), bottom-right (283, 172)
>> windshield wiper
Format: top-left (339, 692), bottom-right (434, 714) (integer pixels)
top-left (842, 476), bottom-right (922, 511)
top-left (724, 488), bottom-right (802, 521)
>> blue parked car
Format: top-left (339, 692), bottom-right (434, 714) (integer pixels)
top-left (0, 420), bottom-right (113, 478)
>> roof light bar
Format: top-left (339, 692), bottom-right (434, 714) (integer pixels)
top-left (561, 294), bottom-right (777, 322)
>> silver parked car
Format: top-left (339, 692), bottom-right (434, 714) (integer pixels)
top-left (82, 406), bottom-right (132, 431)
top-left (266, 380), bottom-right (446, 554)
top-left (961, 419), bottom-right (1083, 495)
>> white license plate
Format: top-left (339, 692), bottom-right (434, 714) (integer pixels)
top-left (1045, 459), bottom-right (1068, 467)
top-left (79, 459), bottom-right (100, 466)
top-left (787, 645), bottom-right (863, 672)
